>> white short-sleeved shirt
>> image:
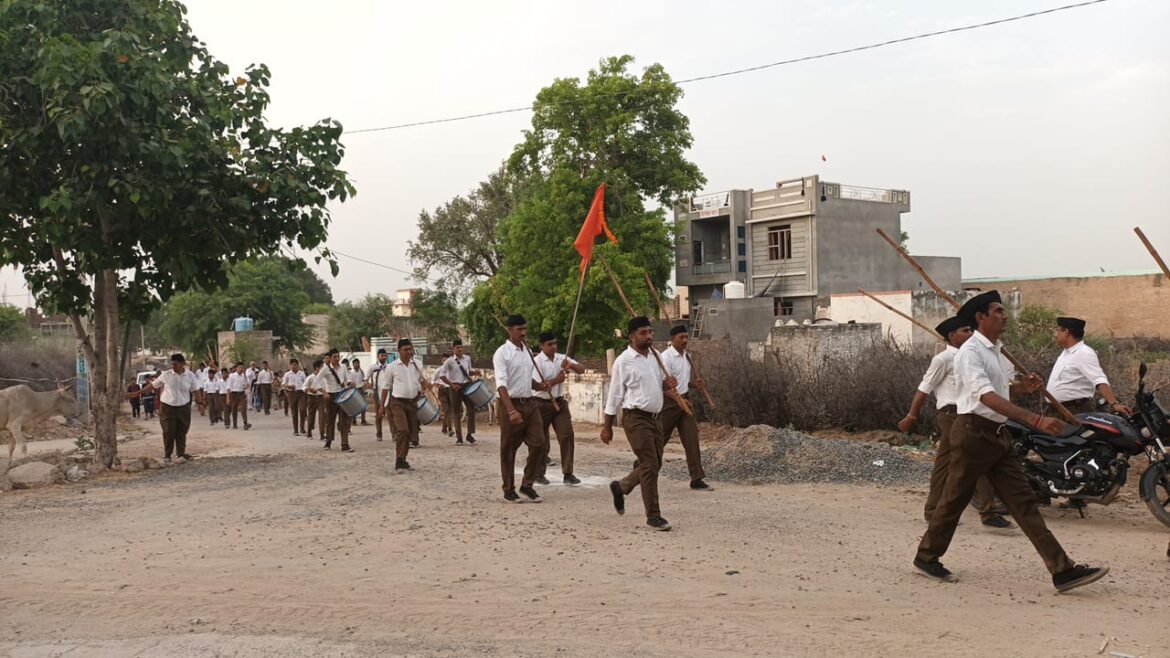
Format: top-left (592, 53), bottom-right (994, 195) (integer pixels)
top-left (493, 340), bottom-right (534, 398)
top-left (384, 359), bottom-right (423, 399)
top-left (227, 372), bottom-right (249, 393)
top-left (954, 331), bottom-right (1016, 423)
top-left (533, 351), bottom-right (578, 400)
top-left (917, 345), bottom-right (961, 409)
top-left (319, 363), bottom-right (350, 394)
top-left (256, 369), bottom-right (272, 385)
top-left (302, 372), bottom-right (322, 393)
top-left (659, 346), bottom-right (692, 395)
top-left (215, 375), bottom-right (230, 394)
top-left (202, 374), bottom-right (218, 393)
top-left (154, 368), bottom-right (201, 407)
top-left (283, 370), bottom-right (306, 390)
top-left (1046, 341), bottom-right (1109, 402)
top-left (348, 367), bottom-right (365, 388)
top-left (604, 346), bottom-right (665, 416)
top-left (441, 354), bottom-right (474, 385)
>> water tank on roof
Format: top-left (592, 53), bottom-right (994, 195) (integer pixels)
top-left (723, 281), bottom-right (745, 299)
top-left (232, 316), bottom-right (254, 332)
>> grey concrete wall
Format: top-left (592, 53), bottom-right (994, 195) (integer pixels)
top-left (693, 297), bottom-right (776, 343)
top-left (908, 289), bottom-right (980, 347)
top-left (812, 198), bottom-right (907, 303)
top-left (769, 322), bottom-right (883, 370)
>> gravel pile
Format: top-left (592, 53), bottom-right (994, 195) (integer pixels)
top-left (669, 424), bottom-right (931, 486)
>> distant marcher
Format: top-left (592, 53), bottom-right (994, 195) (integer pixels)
top-left (140, 353), bottom-right (201, 464)
top-left (303, 359), bottom-right (325, 440)
top-left (367, 349), bottom-right (394, 441)
top-left (348, 358), bottom-right (369, 426)
top-left (602, 316), bottom-right (676, 531)
top-left (1047, 317), bottom-right (1131, 417)
top-left (382, 338), bottom-right (429, 470)
top-left (440, 339), bottom-right (482, 445)
top-left (658, 325), bottom-right (712, 491)
top-left (434, 364), bottom-right (452, 437)
top-left (320, 349), bottom-right (354, 452)
top-left (140, 376), bottom-right (156, 420)
top-left (492, 314), bottom-right (545, 503)
top-left (127, 382), bottom-right (142, 419)
top-left (257, 360), bottom-right (274, 415)
top-left (226, 363), bottom-right (252, 430)
top-left (283, 359), bottom-right (308, 436)
top-left (532, 333), bottom-right (584, 486)
top-left (216, 367), bottom-right (231, 428)
top-left (203, 369), bottom-right (221, 426)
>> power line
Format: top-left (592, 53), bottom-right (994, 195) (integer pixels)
top-left (346, 0), bottom-right (1112, 135)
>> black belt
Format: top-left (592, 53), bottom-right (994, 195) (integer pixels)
top-left (537, 396), bottom-right (567, 403)
top-left (938, 404), bottom-right (957, 414)
top-left (962, 413), bottom-right (1005, 434)
top-left (511, 396), bottom-right (535, 402)
top-left (626, 408), bottom-right (660, 419)
top-left (393, 396), bottom-right (417, 403)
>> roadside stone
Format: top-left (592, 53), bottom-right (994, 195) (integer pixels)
top-left (0, 473), bottom-right (11, 492)
top-left (143, 457), bottom-right (163, 470)
top-left (0, 457), bottom-right (9, 474)
top-left (65, 465), bottom-right (89, 482)
top-left (60, 447), bottom-right (78, 457)
top-left (11, 451), bottom-right (61, 468)
top-left (8, 461), bottom-right (65, 489)
top-left (123, 460), bottom-right (145, 473)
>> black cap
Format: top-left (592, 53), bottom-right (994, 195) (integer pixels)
top-left (538, 332), bottom-right (556, 343)
top-left (669, 325), bottom-right (687, 337)
top-left (506, 314), bottom-right (526, 327)
top-left (376, 348), bottom-right (387, 356)
top-left (627, 316), bottom-right (652, 335)
top-left (170, 353), bottom-right (185, 363)
top-left (935, 316), bottom-right (971, 338)
top-left (1057, 316), bottom-right (1086, 332)
top-left (957, 290), bottom-right (1002, 324)
top-left (397, 338), bottom-right (412, 349)
top-left (452, 338), bottom-right (462, 346)
top-left (327, 348), bottom-right (339, 356)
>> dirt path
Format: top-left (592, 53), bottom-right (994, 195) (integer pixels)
top-left (1, 407), bottom-right (1167, 657)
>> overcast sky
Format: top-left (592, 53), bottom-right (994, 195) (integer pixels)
top-left (3, 0), bottom-right (1168, 306)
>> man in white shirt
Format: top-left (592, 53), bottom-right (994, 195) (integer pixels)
top-left (898, 316), bottom-right (1011, 531)
top-left (349, 358), bottom-right (369, 426)
top-left (658, 325), bottom-right (711, 491)
top-left (302, 359), bottom-right (325, 440)
top-left (255, 360), bottom-right (274, 415)
top-left (602, 316), bottom-right (678, 531)
top-left (1047, 317), bottom-right (1129, 416)
top-left (915, 290), bottom-right (1109, 593)
top-left (382, 338), bottom-right (429, 470)
top-left (367, 349), bottom-right (395, 441)
top-left (140, 353), bottom-right (202, 463)
top-left (194, 361), bottom-right (209, 416)
top-left (493, 315), bottom-right (547, 503)
top-left (532, 332), bottom-right (584, 486)
top-left (440, 339), bottom-right (481, 445)
top-left (434, 360), bottom-right (452, 438)
top-left (214, 367), bottom-right (230, 428)
top-left (282, 359), bottom-right (308, 436)
top-left (320, 349), bottom-right (354, 452)
top-left (202, 367), bottom-right (221, 426)
top-left (226, 363), bottom-right (252, 430)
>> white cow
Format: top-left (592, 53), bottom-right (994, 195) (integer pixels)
top-left (0, 384), bottom-right (81, 458)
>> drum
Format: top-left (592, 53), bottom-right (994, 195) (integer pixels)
top-left (416, 396), bottom-right (440, 426)
top-left (334, 388), bottom-right (368, 418)
top-left (462, 380), bottom-right (496, 411)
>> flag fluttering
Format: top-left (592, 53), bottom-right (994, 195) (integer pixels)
top-left (573, 183), bottom-right (617, 274)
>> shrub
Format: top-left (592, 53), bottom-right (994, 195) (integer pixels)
top-left (0, 338), bottom-right (76, 391)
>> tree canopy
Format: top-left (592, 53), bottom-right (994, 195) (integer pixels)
top-left (0, 304), bottom-right (31, 342)
top-left (0, 0), bottom-right (354, 466)
top-left (328, 294), bottom-right (401, 351)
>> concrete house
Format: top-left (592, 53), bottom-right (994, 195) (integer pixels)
top-left (674, 174), bottom-right (961, 339)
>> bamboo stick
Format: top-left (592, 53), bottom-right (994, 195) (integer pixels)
top-left (857, 287), bottom-right (942, 339)
top-left (874, 228), bottom-right (1080, 425)
top-left (1134, 227), bottom-right (1170, 279)
top-left (644, 272), bottom-right (672, 322)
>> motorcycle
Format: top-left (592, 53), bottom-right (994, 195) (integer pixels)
top-left (1005, 362), bottom-right (1170, 527)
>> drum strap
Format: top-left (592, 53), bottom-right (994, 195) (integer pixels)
top-left (327, 365), bottom-right (344, 387)
top-left (454, 356), bottom-right (472, 382)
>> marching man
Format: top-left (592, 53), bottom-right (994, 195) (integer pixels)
top-left (381, 338), bottom-right (430, 471)
top-left (440, 339), bottom-right (481, 445)
top-left (532, 332), bottom-right (584, 486)
top-left (659, 325), bottom-right (712, 491)
top-left (320, 349), bottom-right (355, 452)
top-left (282, 359), bottom-right (307, 436)
top-left (492, 314), bottom-right (546, 503)
top-left (1047, 316), bottom-right (1131, 416)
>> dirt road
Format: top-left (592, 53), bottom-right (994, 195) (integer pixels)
top-left (1, 407), bottom-right (1166, 657)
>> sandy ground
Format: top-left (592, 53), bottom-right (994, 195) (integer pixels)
top-left (1, 405), bottom-right (1168, 658)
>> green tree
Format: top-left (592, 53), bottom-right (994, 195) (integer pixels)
top-left (468, 55), bottom-right (704, 354)
top-left (159, 258), bottom-right (313, 357)
top-left (1004, 305), bottom-right (1062, 352)
top-left (328, 294), bottom-right (404, 351)
top-left (0, 0), bottom-right (354, 467)
top-left (0, 304), bottom-right (31, 341)
top-left (410, 289), bottom-right (460, 343)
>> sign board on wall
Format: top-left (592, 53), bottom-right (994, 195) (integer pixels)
top-left (690, 192), bottom-right (730, 217)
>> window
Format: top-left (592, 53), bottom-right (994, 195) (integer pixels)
top-left (775, 298), bottom-right (795, 316)
top-left (692, 241), bottom-right (704, 266)
top-left (738, 260), bottom-right (747, 273)
top-left (736, 226), bottom-right (745, 239)
top-left (767, 225), bottom-right (792, 261)
top-left (737, 243), bottom-right (746, 257)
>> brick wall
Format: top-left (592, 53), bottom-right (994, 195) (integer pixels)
top-left (964, 273), bottom-right (1168, 339)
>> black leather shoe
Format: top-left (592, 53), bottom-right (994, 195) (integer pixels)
top-left (466, 435), bottom-right (477, 445)
top-left (1053, 564), bottom-right (1109, 593)
top-left (503, 490), bottom-right (521, 503)
top-left (563, 474), bottom-right (581, 485)
top-left (647, 516), bottom-right (672, 531)
top-left (913, 558), bottom-right (957, 583)
top-left (535, 476), bottom-right (550, 485)
top-left (690, 479), bottom-right (712, 491)
top-left (609, 481), bottom-right (624, 515)
top-left (518, 486), bottom-right (543, 503)
top-left (395, 459), bottom-right (412, 471)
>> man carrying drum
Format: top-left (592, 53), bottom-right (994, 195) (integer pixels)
top-left (440, 338), bottom-right (482, 446)
top-left (532, 332), bottom-right (584, 486)
top-left (381, 338), bottom-right (430, 471)
top-left (320, 348), bottom-right (355, 452)
top-left (282, 359), bottom-right (307, 437)
top-left (303, 359), bottom-right (325, 440)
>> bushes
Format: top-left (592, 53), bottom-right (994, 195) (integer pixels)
top-left (0, 338), bottom-right (76, 391)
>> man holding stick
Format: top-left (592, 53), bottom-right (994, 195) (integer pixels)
top-left (603, 316), bottom-right (678, 531)
top-left (914, 291), bottom-right (1109, 592)
top-left (899, 316), bottom-right (1013, 532)
top-left (492, 314), bottom-right (546, 503)
top-left (440, 339), bottom-right (481, 445)
top-left (368, 348), bottom-right (393, 441)
top-left (532, 332), bottom-right (585, 486)
top-left (659, 325), bottom-right (712, 491)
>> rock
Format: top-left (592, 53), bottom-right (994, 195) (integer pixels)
top-left (0, 474), bottom-right (11, 492)
top-left (8, 461), bottom-right (65, 489)
top-left (60, 447), bottom-right (78, 457)
top-left (122, 460), bottom-right (145, 473)
top-left (0, 457), bottom-right (9, 474)
top-left (65, 465), bottom-right (88, 482)
top-left (143, 457), bottom-right (163, 470)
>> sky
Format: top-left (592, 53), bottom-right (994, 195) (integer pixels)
top-left (2, 0), bottom-right (1168, 306)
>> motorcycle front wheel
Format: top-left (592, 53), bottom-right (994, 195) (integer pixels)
top-left (1139, 461), bottom-right (1170, 528)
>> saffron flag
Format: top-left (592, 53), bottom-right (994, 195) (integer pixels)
top-left (573, 183), bottom-right (617, 274)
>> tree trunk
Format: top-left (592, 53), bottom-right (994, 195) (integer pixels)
top-left (87, 270), bottom-right (122, 469)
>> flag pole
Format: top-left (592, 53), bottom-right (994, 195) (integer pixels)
top-left (565, 263), bottom-right (589, 357)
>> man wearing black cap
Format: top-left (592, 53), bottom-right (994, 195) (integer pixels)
top-left (440, 339), bottom-right (481, 445)
top-left (659, 325), bottom-right (711, 491)
top-left (914, 290), bottom-right (1109, 592)
top-left (282, 359), bottom-right (307, 436)
top-left (899, 316), bottom-right (1013, 532)
top-left (140, 353), bottom-right (202, 464)
top-left (492, 314), bottom-right (546, 503)
top-left (532, 332), bottom-right (585, 485)
top-left (321, 349), bottom-right (355, 452)
top-left (602, 316), bottom-right (679, 531)
top-left (368, 348), bottom-right (393, 441)
top-left (1047, 317), bottom-right (1130, 416)
top-left (382, 338), bottom-right (429, 470)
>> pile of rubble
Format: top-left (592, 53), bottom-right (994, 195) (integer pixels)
top-left (0, 436), bottom-right (158, 492)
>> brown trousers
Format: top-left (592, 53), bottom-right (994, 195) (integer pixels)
top-left (658, 395), bottom-right (705, 481)
top-left (288, 390), bottom-right (306, 433)
top-left (390, 398), bottom-right (419, 460)
top-left (229, 391), bottom-right (249, 427)
top-left (924, 407), bottom-right (998, 522)
top-left (375, 398), bottom-right (399, 439)
top-left (259, 383), bottom-right (273, 414)
top-left (159, 402), bottom-right (192, 459)
top-left (498, 398), bottom-right (544, 493)
top-left (1052, 398), bottom-right (1097, 416)
top-left (917, 414), bottom-right (1076, 575)
top-left (323, 395), bottom-right (351, 448)
top-left (305, 395), bottom-right (321, 436)
top-left (448, 387), bottom-right (477, 438)
top-left (536, 398), bottom-right (575, 477)
top-left (206, 391), bottom-right (221, 424)
top-left (439, 389), bottom-right (452, 433)
top-left (620, 409), bottom-right (666, 519)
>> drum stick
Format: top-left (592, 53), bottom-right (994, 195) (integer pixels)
top-left (527, 346), bottom-right (560, 412)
